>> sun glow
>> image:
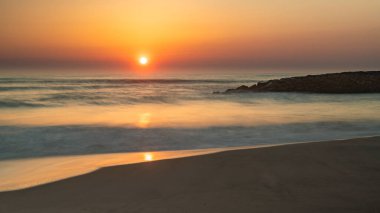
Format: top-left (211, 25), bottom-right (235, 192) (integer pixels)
top-left (139, 56), bottom-right (149, 65)
top-left (144, 153), bottom-right (154, 161)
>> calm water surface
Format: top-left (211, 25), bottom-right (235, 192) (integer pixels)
top-left (1, 69), bottom-right (380, 160)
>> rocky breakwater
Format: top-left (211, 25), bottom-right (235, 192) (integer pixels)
top-left (225, 71), bottom-right (380, 94)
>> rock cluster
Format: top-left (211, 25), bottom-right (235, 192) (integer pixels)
top-left (225, 71), bottom-right (380, 93)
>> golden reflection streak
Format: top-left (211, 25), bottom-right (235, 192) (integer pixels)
top-left (144, 153), bottom-right (154, 161)
top-left (137, 112), bottom-right (151, 128)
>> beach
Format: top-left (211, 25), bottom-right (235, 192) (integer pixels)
top-left (2, 0), bottom-right (380, 211)
top-left (1, 136), bottom-right (379, 213)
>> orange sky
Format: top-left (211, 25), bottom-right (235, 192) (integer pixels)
top-left (1, 0), bottom-right (380, 70)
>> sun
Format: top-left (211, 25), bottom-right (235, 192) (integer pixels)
top-left (139, 56), bottom-right (149, 65)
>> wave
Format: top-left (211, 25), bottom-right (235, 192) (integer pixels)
top-left (1, 121), bottom-right (380, 160)
top-left (0, 100), bottom-right (47, 108)
top-left (0, 78), bottom-right (258, 85)
top-left (0, 94), bottom-right (185, 107)
top-left (0, 77), bottom-right (257, 107)
top-left (0, 86), bottom-right (76, 91)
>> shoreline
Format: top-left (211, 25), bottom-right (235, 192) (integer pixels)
top-left (0, 135), bottom-right (379, 192)
top-left (1, 136), bottom-right (380, 212)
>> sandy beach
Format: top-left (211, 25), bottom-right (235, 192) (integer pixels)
top-left (2, 0), bottom-right (380, 211)
top-left (0, 136), bottom-right (379, 213)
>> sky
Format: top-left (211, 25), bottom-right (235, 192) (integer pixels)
top-left (1, 0), bottom-right (380, 71)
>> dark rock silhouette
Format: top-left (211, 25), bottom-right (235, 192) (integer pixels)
top-left (225, 71), bottom-right (380, 94)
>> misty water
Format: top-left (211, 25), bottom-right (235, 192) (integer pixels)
top-left (1, 70), bottom-right (380, 160)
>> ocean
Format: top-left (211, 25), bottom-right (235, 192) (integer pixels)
top-left (1, 69), bottom-right (380, 160)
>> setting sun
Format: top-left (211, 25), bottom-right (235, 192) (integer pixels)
top-left (139, 56), bottom-right (149, 65)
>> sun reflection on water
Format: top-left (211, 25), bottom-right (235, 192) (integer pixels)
top-left (137, 112), bottom-right (151, 128)
top-left (144, 153), bottom-right (154, 161)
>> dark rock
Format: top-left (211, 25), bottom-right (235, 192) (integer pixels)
top-left (225, 71), bottom-right (380, 94)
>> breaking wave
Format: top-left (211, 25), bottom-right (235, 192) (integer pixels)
top-left (1, 121), bottom-right (380, 160)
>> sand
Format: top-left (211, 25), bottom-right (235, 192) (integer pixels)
top-left (0, 137), bottom-right (380, 213)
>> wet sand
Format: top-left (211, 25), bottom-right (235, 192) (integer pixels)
top-left (1, 137), bottom-right (380, 213)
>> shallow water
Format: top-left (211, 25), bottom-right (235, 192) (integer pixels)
top-left (0, 148), bottom-right (228, 191)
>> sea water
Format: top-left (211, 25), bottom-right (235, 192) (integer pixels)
top-left (1, 69), bottom-right (380, 160)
